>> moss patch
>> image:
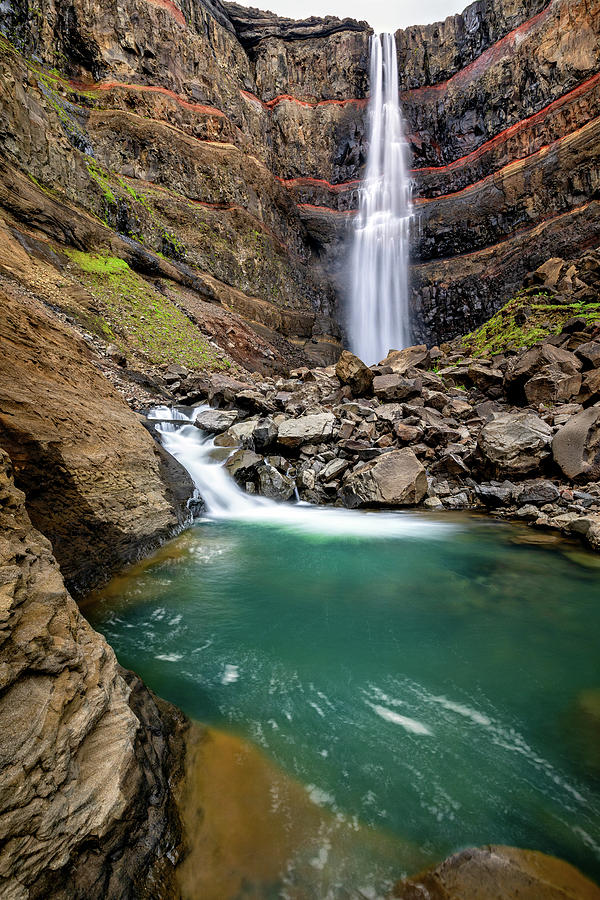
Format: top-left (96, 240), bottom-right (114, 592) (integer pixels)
top-left (461, 292), bottom-right (600, 358)
top-left (65, 251), bottom-right (228, 370)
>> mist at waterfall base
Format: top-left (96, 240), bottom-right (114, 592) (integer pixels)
top-left (349, 33), bottom-right (413, 366)
top-left (85, 408), bottom-right (600, 896)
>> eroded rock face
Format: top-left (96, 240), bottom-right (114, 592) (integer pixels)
top-left (0, 281), bottom-right (192, 596)
top-left (0, 449), bottom-right (186, 898)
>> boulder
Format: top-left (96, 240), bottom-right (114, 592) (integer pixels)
top-left (373, 374), bottom-right (422, 402)
top-left (335, 350), bottom-right (374, 397)
top-left (552, 406), bottom-right (600, 481)
top-left (478, 412), bottom-right (552, 476)
top-left (195, 409), bottom-right (239, 433)
top-left (505, 344), bottom-right (581, 400)
top-left (393, 845), bottom-right (600, 900)
top-left (524, 366), bottom-right (582, 405)
top-left (467, 363), bottom-right (504, 395)
top-left (214, 417), bottom-right (259, 447)
top-left (207, 374), bottom-right (254, 405)
top-left (576, 341), bottom-right (600, 369)
top-left (225, 449), bottom-right (263, 484)
top-left (319, 458), bottom-right (349, 482)
top-left (516, 481), bottom-right (560, 506)
top-left (258, 463), bottom-right (296, 501)
top-left (342, 448), bottom-right (427, 508)
top-left (277, 412), bottom-right (335, 448)
top-left (252, 417), bottom-right (278, 452)
top-left (579, 369), bottom-right (600, 405)
top-left (474, 481), bottom-right (516, 508)
top-left (380, 344), bottom-right (430, 374)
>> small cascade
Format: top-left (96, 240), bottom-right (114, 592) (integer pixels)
top-left (349, 33), bottom-right (413, 366)
top-left (148, 406), bottom-right (452, 539)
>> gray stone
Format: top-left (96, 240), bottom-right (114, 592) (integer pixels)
top-left (474, 481), bottom-right (516, 507)
top-left (258, 464), bottom-right (296, 501)
top-left (576, 341), bottom-right (600, 369)
top-left (516, 481), bottom-right (560, 506)
top-left (552, 406), bottom-right (600, 481)
top-left (195, 409), bottom-right (239, 433)
top-left (380, 344), bottom-right (430, 374)
top-left (478, 412), bottom-right (552, 476)
top-left (372, 374), bottom-right (421, 402)
top-left (278, 412), bottom-right (335, 448)
top-left (524, 366), bottom-right (582, 405)
top-left (225, 449), bottom-right (263, 484)
top-left (342, 448), bottom-right (427, 508)
top-left (252, 417), bottom-right (278, 452)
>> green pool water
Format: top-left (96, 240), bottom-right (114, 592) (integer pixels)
top-left (87, 513), bottom-right (600, 894)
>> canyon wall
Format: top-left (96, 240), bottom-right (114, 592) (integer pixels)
top-left (3, 0), bottom-right (597, 351)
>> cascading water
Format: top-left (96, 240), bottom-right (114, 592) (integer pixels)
top-left (349, 33), bottom-right (413, 366)
top-left (148, 406), bottom-right (451, 539)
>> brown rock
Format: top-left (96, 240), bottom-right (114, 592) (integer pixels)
top-left (478, 412), bottom-right (552, 476)
top-left (524, 366), bottom-right (582, 405)
top-left (577, 342), bottom-right (600, 369)
top-left (335, 350), bottom-right (374, 397)
top-left (552, 406), bottom-right (600, 481)
top-left (505, 344), bottom-right (582, 401)
top-left (373, 374), bottom-right (422, 402)
top-left (393, 845), bottom-right (600, 900)
top-left (342, 448), bottom-right (427, 508)
top-left (380, 345), bottom-right (431, 374)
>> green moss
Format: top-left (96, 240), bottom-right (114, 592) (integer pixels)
top-left (461, 291), bottom-right (600, 359)
top-left (64, 251), bottom-right (227, 370)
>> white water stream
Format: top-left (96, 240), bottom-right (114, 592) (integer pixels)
top-left (149, 406), bottom-right (452, 539)
top-left (349, 33), bottom-right (413, 365)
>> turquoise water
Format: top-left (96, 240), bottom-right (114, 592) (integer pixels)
top-left (87, 514), bottom-right (600, 891)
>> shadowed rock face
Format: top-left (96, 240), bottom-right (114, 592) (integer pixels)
top-left (0, 448), bottom-right (187, 898)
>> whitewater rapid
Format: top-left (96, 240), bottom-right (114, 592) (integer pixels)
top-left (349, 33), bottom-right (413, 365)
top-left (148, 406), bottom-right (453, 539)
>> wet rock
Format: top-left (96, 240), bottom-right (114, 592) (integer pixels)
top-left (252, 417), bottom-right (278, 452)
top-left (278, 413), bottom-right (335, 448)
top-left (373, 374), bottom-right (422, 402)
top-left (478, 412), bottom-right (552, 476)
top-left (225, 449), bottom-right (263, 484)
top-left (258, 463), bottom-right (296, 501)
top-left (552, 406), bottom-right (600, 481)
top-left (393, 845), bottom-right (600, 899)
top-left (335, 350), bottom-right (373, 397)
top-left (342, 448), bottom-right (427, 508)
top-left (524, 366), bottom-right (582, 405)
top-left (195, 409), bottom-right (239, 433)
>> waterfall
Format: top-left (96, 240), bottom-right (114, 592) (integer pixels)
top-left (349, 33), bottom-right (413, 366)
top-left (148, 407), bottom-right (451, 538)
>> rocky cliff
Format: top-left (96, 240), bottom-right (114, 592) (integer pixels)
top-left (0, 448), bottom-right (187, 898)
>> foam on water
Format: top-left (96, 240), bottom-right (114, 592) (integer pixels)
top-left (148, 406), bottom-right (453, 540)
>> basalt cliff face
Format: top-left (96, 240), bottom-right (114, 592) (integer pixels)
top-left (1, 0), bottom-right (598, 352)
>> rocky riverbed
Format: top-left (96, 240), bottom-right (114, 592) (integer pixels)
top-left (139, 252), bottom-right (600, 555)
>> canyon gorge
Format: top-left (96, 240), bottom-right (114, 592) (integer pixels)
top-left (1, 0), bottom-right (600, 896)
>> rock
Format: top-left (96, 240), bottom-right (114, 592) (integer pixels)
top-left (207, 375), bottom-right (254, 405)
top-left (319, 458), bottom-right (349, 481)
top-left (375, 403), bottom-right (405, 423)
top-left (525, 256), bottom-right (567, 290)
top-left (579, 369), bottom-right (600, 404)
top-left (478, 412), bottom-right (552, 476)
top-left (0, 450), bottom-right (185, 896)
top-left (475, 481), bottom-right (516, 507)
top-left (552, 406), bottom-right (600, 481)
top-left (576, 341), bottom-right (600, 369)
top-left (393, 845), bottom-right (600, 900)
top-left (380, 345), bottom-right (430, 374)
top-left (258, 463), bottom-right (296, 501)
top-left (505, 344), bottom-right (582, 401)
top-left (252, 417), bottom-right (278, 452)
top-left (467, 363), bottom-right (504, 395)
top-left (373, 374), bottom-right (422, 402)
top-left (395, 423), bottom-right (424, 444)
top-left (423, 496), bottom-right (444, 510)
top-left (335, 350), bottom-right (373, 397)
top-left (516, 481), bottom-right (560, 506)
top-left (225, 449), bottom-right (263, 484)
top-left (524, 366), bottom-right (582, 405)
top-left (278, 413), bottom-right (335, 448)
top-left (342, 448), bottom-right (427, 508)
top-left (195, 409), bottom-right (239, 433)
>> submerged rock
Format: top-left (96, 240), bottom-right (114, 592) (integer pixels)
top-left (342, 448), bottom-right (427, 508)
top-left (393, 845), bottom-right (600, 899)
